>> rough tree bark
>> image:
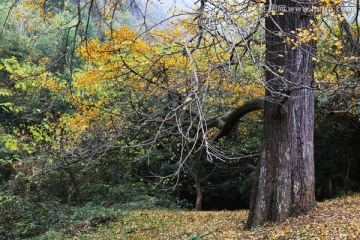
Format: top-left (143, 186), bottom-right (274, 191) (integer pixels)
top-left (246, 0), bottom-right (316, 229)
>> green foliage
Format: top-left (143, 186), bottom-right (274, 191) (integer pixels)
top-left (80, 182), bottom-right (149, 206)
top-left (0, 190), bottom-right (125, 239)
top-left (0, 193), bottom-right (59, 239)
top-left (189, 233), bottom-right (206, 239)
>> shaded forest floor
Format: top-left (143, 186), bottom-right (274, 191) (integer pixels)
top-left (36, 194), bottom-right (360, 239)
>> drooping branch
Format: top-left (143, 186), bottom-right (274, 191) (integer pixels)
top-left (211, 98), bottom-right (264, 142)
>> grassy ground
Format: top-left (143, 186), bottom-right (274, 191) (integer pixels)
top-left (35, 194), bottom-right (360, 239)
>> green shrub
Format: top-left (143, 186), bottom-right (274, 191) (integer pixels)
top-left (0, 193), bottom-right (60, 239)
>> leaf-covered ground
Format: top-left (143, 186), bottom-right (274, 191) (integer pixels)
top-left (37, 194), bottom-right (360, 239)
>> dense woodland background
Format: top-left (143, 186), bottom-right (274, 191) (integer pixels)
top-left (0, 0), bottom-right (359, 238)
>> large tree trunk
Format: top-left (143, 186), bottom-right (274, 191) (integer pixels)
top-left (246, 0), bottom-right (316, 229)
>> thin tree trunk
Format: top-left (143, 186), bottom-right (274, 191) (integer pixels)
top-left (195, 176), bottom-right (203, 211)
top-left (184, 160), bottom-right (203, 211)
top-left (246, 0), bottom-right (316, 229)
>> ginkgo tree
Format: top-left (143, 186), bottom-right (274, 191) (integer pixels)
top-left (71, 21), bottom-right (264, 210)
